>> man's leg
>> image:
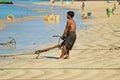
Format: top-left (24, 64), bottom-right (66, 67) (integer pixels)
top-left (58, 44), bottom-right (66, 59)
top-left (64, 49), bottom-right (70, 59)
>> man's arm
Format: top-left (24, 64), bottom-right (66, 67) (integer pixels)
top-left (61, 21), bottom-right (70, 39)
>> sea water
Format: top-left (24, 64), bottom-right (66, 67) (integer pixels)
top-left (0, 0), bottom-right (89, 55)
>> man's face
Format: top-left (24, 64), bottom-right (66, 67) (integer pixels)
top-left (67, 14), bottom-right (70, 19)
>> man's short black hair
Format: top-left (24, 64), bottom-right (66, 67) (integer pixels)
top-left (67, 11), bottom-right (74, 18)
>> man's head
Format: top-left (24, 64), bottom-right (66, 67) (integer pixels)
top-left (67, 11), bottom-right (74, 19)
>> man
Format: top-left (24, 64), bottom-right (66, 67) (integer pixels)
top-left (58, 11), bottom-right (76, 59)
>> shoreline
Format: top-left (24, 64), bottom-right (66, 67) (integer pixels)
top-left (0, 15), bottom-right (43, 31)
top-left (0, 2), bottom-right (47, 30)
top-left (0, 1), bottom-right (120, 60)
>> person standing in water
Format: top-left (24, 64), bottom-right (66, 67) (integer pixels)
top-left (81, 1), bottom-right (85, 12)
top-left (50, 0), bottom-right (55, 6)
top-left (58, 11), bottom-right (76, 59)
top-left (50, 0), bottom-right (55, 10)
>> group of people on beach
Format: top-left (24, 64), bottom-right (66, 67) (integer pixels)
top-left (106, 1), bottom-right (120, 17)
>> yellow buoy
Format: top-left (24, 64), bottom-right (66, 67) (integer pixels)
top-left (7, 14), bottom-right (14, 20)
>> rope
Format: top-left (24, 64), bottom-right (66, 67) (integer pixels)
top-left (0, 37), bottom-right (16, 46)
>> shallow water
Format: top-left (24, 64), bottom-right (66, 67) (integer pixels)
top-left (0, 1), bottom-right (89, 55)
top-left (12, 0), bottom-right (72, 2)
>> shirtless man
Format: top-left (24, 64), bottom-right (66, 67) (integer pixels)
top-left (58, 11), bottom-right (76, 59)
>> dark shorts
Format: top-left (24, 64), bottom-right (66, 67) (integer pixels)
top-left (62, 31), bottom-right (76, 50)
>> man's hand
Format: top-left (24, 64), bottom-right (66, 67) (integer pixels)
top-left (60, 35), bottom-right (65, 40)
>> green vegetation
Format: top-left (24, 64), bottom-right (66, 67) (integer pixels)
top-left (0, 0), bottom-right (12, 2)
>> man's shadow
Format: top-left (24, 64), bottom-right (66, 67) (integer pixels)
top-left (41, 56), bottom-right (58, 59)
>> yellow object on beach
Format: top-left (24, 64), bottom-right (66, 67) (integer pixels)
top-left (44, 14), bottom-right (60, 22)
top-left (82, 13), bottom-right (88, 19)
top-left (7, 14), bottom-right (14, 20)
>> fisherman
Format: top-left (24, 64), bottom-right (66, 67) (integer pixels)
top-left (58, 11), bottom-right (76, 59)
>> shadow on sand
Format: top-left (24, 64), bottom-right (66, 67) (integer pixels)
top-left (41, 56), bottom-right (58, 59)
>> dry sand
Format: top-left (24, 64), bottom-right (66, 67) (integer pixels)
top-left (0, 1), bottom-right (120, 80)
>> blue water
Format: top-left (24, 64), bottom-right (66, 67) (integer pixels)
top-left (0, 0), bottom-right (72, 19)
top-left (0, 4), bottom-right (40, 19)
top-left (0, 0), bottom-right (89, 55)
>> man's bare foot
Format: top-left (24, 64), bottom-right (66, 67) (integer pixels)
top-left (57, 57), bottom-right (64, 60)
top-left (64, 56), bottom-right (70, 59)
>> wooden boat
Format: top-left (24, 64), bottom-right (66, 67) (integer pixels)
top-left (0, 0), bottom-right (13, 4)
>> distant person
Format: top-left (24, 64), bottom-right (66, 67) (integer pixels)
top-left (107, 0), bottom-right (109, 3)
top-left (106, 8), bottom-right (109, 17)
top-left (50, 0), bottom-right (55, 9)
top-left (50, 0), bottom-right (55, 5)
top-left (58, 11), bottom-right (76, 59)
top-left (81, 2), bottom-right (85, 12)
top-left (113, 3), bottom-right (116, 11)
top-left (117, 0), bottom-right (120, 5)
top-left (106, 8), bottom-right (113, 17)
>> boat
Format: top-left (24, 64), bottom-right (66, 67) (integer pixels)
top-left (0, 0), bottom-right (13, 4)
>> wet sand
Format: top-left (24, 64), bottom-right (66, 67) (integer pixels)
top-left (0, 1), bottom-right (120, 80)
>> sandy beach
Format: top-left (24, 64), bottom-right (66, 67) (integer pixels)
top-left (0, 1), bottom-right (120, 80)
